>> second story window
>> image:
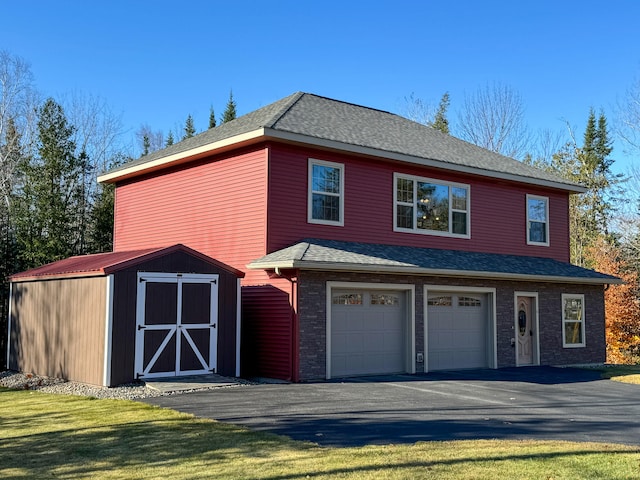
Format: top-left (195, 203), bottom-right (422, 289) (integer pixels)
top-left (308, 159), bottom-right (344, 226)
top-left (394, 173), bottom-right (470, 238)
top-left (527, 194), bottom-right (549, 246)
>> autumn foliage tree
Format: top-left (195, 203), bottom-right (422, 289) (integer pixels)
top-left (589, 236), bottom-right (640, 364)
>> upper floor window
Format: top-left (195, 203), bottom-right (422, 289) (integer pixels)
top-left (394, 173), bottom-right (470, 238)
top-left (527, 194), bottom-right (549, 246)
top-left (308, 159), bottom-right (344, 226)
top-left (562, 294), bottom-right (585, 347)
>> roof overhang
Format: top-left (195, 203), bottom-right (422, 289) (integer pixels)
top-left (99, 127), bottom-right (585, 194)
top-left (247, 259), bottom-right (622, 286)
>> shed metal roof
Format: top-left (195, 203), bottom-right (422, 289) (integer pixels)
top-left (247, 239), bottom-right (620, 285)
top-left (99, 92), bottom-right (584, 193)
top-left (10, 244), bottom-right (245, 282)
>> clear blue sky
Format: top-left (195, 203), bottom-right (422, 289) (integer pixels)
top-left (2, 1), bottom-right (639, 172)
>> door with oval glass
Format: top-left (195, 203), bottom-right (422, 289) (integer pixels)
top-left (516, 295), bottom-right (537, 366)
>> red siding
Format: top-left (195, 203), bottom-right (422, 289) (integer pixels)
top-left (114, 147), bottom-right (270, 285)
top-left (267, 144), bottom-right (571, 262)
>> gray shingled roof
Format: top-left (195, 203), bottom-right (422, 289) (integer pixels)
top-left (104, 92), bottom-right (582, 191)
top-left (247, 239), bottom-right (619, 284)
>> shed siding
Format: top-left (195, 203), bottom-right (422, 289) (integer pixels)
top-left (114, 146), bottom-right (270, 285)
top-left (9, 277), bottom-right (107, 386)
top-left (267, 144), bottom-right (571, 262)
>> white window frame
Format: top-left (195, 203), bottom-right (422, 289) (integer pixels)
top-left (393, 173), bottom-right (470, 238)
top-left (308, 158), bottom-right (344, 226)
top-left (562, 293), bottom-right (586, 348)
top-left (526, 194), bottom-right (550, 246)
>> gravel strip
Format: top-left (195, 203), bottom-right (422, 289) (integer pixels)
top-left (0, 370), bottom-right (250, 400)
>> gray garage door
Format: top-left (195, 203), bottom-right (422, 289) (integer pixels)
top-left (427, 292), bottom-right (489, 371)
top-left (330, 289), bottom-right (406, 378)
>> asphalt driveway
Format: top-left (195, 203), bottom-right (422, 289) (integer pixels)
top-left (144, 367), bottom-right (640, 447)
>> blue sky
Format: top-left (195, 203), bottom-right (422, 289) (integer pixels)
top-left (2, 1), bottom-right (639, 172)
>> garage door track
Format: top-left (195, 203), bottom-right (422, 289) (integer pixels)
top-left (144, 367), bottom-right (640, 447)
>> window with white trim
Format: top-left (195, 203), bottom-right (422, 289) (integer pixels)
top-left (562, 294), bottom-right (585, 347)
top-left (527, 194), bottom-right (549, 246)
top-left (394, 173), bottom-right (470, 237)
top-left (308, 159), bottom-right (344, 225)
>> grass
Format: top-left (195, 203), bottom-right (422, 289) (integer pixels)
top-left (589, 364), bottom-right (640, 385)
top-left (1, 388), bottom-right (640, 479)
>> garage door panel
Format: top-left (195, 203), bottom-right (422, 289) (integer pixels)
top-left (331, 289), bottom-right (406, 378)
top-left (427, 292), bottom-right (489, 371)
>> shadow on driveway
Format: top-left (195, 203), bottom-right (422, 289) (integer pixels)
top-left (144, 366), bottom-right (640, 447)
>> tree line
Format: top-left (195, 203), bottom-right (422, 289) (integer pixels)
top-left (1, 48), bottom-right (640, 368)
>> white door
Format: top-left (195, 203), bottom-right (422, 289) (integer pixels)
top-left (427, 293), bottom-right (488, 371)
top-left (135, 273), bottom-right (219, 379)
top-left (516, 296), bottom-right (535, 366)
top-left (330, 290), bottom-right (406, 377)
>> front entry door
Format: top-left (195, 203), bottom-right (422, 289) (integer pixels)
top-left (516, 296), bottom-right (535, 366)
top-left (135, 272), bottom-right (219, 379)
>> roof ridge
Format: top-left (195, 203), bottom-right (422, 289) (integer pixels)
top-left (264, 91), bottom-right (306, 128)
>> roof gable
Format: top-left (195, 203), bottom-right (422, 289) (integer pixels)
top-left (99, 92), bottom-right (582, 192)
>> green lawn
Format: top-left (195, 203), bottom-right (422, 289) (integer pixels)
top-left (589, 364), bottom-right (640, 384)
top-left (1, 388), bottom-right (639, 479)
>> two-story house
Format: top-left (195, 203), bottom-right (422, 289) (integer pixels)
top-left (99, 92), bottom-right (619, 382)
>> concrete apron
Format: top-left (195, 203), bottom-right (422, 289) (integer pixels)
top-left (144, 374), bottom-right (241, 394)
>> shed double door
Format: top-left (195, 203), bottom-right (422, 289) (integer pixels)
top-left (135, 272), bottom-right (219, 379)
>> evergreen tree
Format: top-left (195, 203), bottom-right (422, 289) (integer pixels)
top-left (430, 92), bottom-right (450, 134)
top-left (209, 105), bottom-right (216, 129)
top-left (183, 114), bottom-right (196, 139)
top-left (221, 90), bottom-right (237, 124)
top-left (166, 131), bottom-right (174, 147)
top-left (142, 134), bottom-right (150, 156)
top-left (14, 98), bottom-right (85, 268)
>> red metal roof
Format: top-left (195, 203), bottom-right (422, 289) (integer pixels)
top-left (10, 244), bottom-right (245, 281)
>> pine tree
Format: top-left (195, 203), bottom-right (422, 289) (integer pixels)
top-left (183, 114), bottom-right (196, 139)
top-left (430, 92), bottom-right (450, 134)
top-left (142, 134), bottom-right (150, 156)
top-left (209, 106), bottom-right (217, 129)
top-left (166, 131), bottom-right (174, 147)
top-left (221, 90), bottom-right (237, 124)
top-left (14, 98), bottom-right (85, 267)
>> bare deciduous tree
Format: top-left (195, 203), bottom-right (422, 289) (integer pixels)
top-left (457, 82), bottom-right (531, 159)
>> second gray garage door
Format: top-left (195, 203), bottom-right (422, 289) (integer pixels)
top-left (330, 289), bottom-right (407, 378)
top-left (427, 292), bottom-right (490, 371)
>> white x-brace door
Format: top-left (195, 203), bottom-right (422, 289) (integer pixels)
top-left (134, 272), bottom-right (219, 379)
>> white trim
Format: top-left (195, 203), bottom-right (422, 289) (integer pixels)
top-left (562, 293), bottom-right (586, 348)
top-left (393, 172), bottom-right (471, 239)
top-left (424, 285), bottom-right (497, 372)
top-left (235, 278), bottom-right (242, 377)
top-left (6, 282), bottom-right (13, 369)
top-left (103, 275), bottom-right (115, 387)
top-left (526, 194), bottom-right (550, 247)
top-left (326, 281), bottom-right (416, 380)
top-left (97, 129), bottom-right (266, 183)
top-left (247, 259), bottom-right (619, 285)
top-left (307, 158), bottom-right (345, 226)
top-left (514, 291), bottom-right (540, 366)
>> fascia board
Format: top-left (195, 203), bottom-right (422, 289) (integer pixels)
top-left (97, 129), bottom-right (267, 184)
top-left (247, 259), bottom-right (620, 285)
top-left (261, 128), bottom-right (586, 193)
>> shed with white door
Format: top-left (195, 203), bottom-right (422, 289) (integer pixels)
top-left (7, 244), bottom-right (243, 386)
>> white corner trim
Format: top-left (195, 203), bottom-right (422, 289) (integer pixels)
top-left (236, 278), bottom-right (242, 378)
top-left (6, 282), bottom-right (13, 370)
top-left (103, 275), bottom-right (115, 387)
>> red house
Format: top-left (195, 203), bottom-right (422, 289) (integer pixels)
top-left (99, 92), bottom-right (619, 382)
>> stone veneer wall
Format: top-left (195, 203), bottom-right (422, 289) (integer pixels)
top-left (296, 270), bottom-right (605, 381)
